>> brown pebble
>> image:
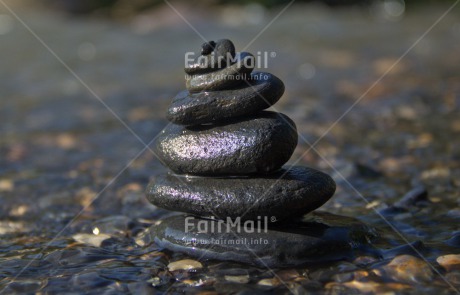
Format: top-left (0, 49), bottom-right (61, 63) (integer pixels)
top-left (437, 254), bottom-right (460, 272)
top-left (375, 255), bottom-right (434, 283)
top-left (258, 277), bottom-right (280, 287)
top-left (335, 280), bottom-right (411, 293)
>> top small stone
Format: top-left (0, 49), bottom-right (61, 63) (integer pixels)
top-left (185, 39), bottom-right (236, 75)
top-left (214, 39), bottom-right (236, 59)
top-left (201, 41), bottom-right (216, 55)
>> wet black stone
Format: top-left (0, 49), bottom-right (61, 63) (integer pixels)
top-left (142, 212), bottom-right (377, 268)
top-left (184, 54), bottom-right (224, 75)
top-left (167, 72), bottom-right (284, 125)
top-left (155, 111), bottom-right (297, 175)
top-left (185, 52), bottom-right (254, 92)
top-left (146, 166), bottom-right (336, 221)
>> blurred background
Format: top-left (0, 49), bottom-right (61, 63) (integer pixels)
top-left (1, 0), bottom-right (460, 293)
top-left (39, 0), bottom-right (457, 16)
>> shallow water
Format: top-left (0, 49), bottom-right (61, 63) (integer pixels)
top-left (1, 2), bottom-right (460, 294)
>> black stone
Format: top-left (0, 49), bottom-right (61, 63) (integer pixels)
top-left (146, 166), bottom-right (336, 221)
top-left (141, 212), bottom-right (378, 268)
top-left (185, 52), bottom-right (254, 92)
top-left (155, 111), bottom-right (297, 175)
top-left (185, 39), bottom-right (236, 75)
top-left (214, 39), bottom-right (236, 60)
top-left (201, 41), bottom-right (216, 55)
top-left (185, 54), bottom-right (222, 75)
top-left (167, 72), bottom-right (285, 125)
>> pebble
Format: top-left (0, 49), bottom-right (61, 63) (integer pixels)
top-left (155, 112), bottom-right (297, 175)
top-left (167, 72), bottom-right (285, 125)
top-left (330, 280), bottom-right (411, 293)
top-left (147, 166), bottom-right (336, 221)
top-left (0, 221), bottom-right (29, 234)
top-left (167, 259), bottom-right (203, 271)
top-left (224, 275), bottom-right (250, 284)
top-left (185, 52), bottom-right (254, 92)
top-left (0, 179), bottom-right (14, 192)
top-left (374, 255), bottom-right (434, 283)
top-left (72, 233), bottom-right (111, 247)
top-left (181, 279), bottom-right (208, 287)
top-left (144, 212), bottom-right (377, 268)
top-left (437, 254), bottom-right (460, 271)
top-left (257, 278), bottom-right (279, 287)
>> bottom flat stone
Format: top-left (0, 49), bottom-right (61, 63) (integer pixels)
top-left (146, 166), bottom-right (336, 221)
top-left (141, 212), bottom-right (378, 268)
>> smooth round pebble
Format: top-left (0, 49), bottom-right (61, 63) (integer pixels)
top-left (168, 72), bottom-right (284, 125)
top-left (167, 259), bottom-right (203, 271)
top-left (436, 254), bottom-right (460, 271)
top-left (146, 166), bottom-right (336, 221)
top-left (185, 52), bottom-right (254, 92)
top-left (155, 111), bottom-right (297, 175)
top-left (72, 233), bottom-right (111, 247)
top-left (225, 275), bottom-right (250, 284)
top-left (142, 212), bottom-right (377, 268)
top-left (375, 255), bottom-right (434, 283)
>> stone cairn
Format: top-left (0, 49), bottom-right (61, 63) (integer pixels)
top-left (145, 39), bottom-right (339, 267)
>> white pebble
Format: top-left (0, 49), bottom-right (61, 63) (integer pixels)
top-left (167, 259), bottom-right (203, 271)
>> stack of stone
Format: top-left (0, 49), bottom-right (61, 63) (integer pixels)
top-left (146, 39), bottom-right (340, 267)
